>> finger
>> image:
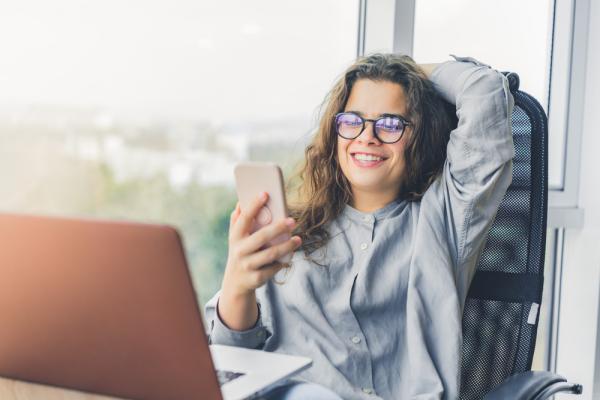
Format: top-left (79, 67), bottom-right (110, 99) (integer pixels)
top-left (232, 192), bottom-right (268, 239)
top-left (238, 217), bottom-right (295, 255)
top-left (243, 236), bottom-right (302, 271)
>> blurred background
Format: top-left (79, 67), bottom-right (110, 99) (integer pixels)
top-left (0, 0), bottom-right (598, 397)
top-left (0, 0), bottom-right (359, 305)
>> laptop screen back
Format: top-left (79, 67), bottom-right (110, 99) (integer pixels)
top-left (0, 213), bottom-right (222, 400)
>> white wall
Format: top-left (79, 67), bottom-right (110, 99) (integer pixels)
top-left (555, 0), bottom-right (600, 397)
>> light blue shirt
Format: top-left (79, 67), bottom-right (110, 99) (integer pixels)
top-left (205, 56), bottom-right (514, 400)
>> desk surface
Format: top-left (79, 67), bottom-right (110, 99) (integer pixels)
top-left (0, 377), bottom-right (125, 400)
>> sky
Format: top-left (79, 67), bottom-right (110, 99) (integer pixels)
top-left (0, 0), bottom-right (358, 123)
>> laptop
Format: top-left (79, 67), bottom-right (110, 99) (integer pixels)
top-left (0, 213), bottom-right (311, 400)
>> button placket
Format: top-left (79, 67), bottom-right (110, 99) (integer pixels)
top-left (347, 213), bottom-right (376, 395)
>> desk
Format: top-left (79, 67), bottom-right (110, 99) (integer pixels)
top-left (0, 377), bottom-right (125, 400)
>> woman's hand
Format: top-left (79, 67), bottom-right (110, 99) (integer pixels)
top-left (223, 192), bottom-right (301, 295)
top-left (218, 192), bottom-right (301, 331)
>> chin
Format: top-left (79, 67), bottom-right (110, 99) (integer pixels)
top-left (348, 179), bottom-right (386, 193)
top-left (348, 171), bottom-right (387, 186)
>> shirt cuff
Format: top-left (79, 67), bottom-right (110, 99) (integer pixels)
top-left (208, 297), bottom-right (270, 349)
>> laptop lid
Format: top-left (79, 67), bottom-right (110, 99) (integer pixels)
top-left (0, 213), bottom-right (222, 400)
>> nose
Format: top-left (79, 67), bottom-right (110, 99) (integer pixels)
top-left (358, 120), bottom-right (381, 144)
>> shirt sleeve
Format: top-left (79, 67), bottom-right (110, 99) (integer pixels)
top-left (428, 55), bottom-right (514, 296)
top-left (204, 290), bottom-right (271, 349)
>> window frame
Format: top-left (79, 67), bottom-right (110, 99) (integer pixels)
top-left (546, 0), bottom-right (590, 212)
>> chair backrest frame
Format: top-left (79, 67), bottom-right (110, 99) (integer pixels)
top-left (459, 74), bottom-right (549, 400)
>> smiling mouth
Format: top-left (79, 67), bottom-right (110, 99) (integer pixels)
top-left (351, 153), bottom-right (388, 162)
top-left (350, 153), bottom-right (388, 168)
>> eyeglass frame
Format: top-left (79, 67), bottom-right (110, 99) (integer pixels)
top-left (334, 111), bottom-right (412, 144)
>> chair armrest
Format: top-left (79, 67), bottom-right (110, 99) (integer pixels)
top-left (483, 371), bottom-right (582, 400)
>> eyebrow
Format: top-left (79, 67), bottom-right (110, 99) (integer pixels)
top-left (346, 110), bottom-right (409, 120)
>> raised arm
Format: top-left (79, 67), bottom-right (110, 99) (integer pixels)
top-left (425, 55), bottom-right (514, 296)
top-left (404, 58), bottom-right (515, 398)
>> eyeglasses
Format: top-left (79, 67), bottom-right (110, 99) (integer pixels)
top-left (334, 112), bottom-right (411, 144)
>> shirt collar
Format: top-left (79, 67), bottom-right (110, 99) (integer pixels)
top-left (342, 199), bottom-right (404, 224)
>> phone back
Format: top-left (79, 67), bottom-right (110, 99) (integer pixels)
top-left (234, 162), bottom-right (291, 262)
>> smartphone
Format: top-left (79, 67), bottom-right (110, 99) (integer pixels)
top-left (234, 162), bottom-right (292, 263)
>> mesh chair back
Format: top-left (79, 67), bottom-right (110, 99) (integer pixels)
top-left (459, 74), bottom-right (548, 400)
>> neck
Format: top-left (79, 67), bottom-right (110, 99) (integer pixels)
top-left (351, 188), bottom-right (398, 213)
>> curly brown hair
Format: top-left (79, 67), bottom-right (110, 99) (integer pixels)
top-left (287, 53), bottom-right (456, 260)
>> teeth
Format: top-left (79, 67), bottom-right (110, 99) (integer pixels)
top-left (354, 153), bottom-right (383, 161)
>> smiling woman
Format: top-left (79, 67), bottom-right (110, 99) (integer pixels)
top-left (206, 53), bottom-right (515, 399)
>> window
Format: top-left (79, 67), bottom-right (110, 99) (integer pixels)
top-left (0, 0), bottom-right (359, 304)
top-left (411, 0), bottom-right (561, 187)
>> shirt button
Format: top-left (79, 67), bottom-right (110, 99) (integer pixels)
top-left (362, 387), bottom-right (374, 395)
top-left (360, 242), bottom-right (368, 250)
top-left (256, 330), bottom-right (265, 338)
top-left (362, 215), bottom-right (371, 222)
top-left (351, 336), bottom-right (361, 344)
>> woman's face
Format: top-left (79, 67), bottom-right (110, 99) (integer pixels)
top-left (337, 79), bottom-right (411, 203)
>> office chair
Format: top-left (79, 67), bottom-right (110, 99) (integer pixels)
top-left (458, 72), bottom-right (583, 400)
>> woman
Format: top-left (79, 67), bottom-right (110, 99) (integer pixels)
top-left (205, 54), bottom-right (514, 400)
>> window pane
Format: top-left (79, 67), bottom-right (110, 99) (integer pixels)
top-left (412, 0), bottom-right (563, 188)
top-left (0, 1), bottom-right (358, 305)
